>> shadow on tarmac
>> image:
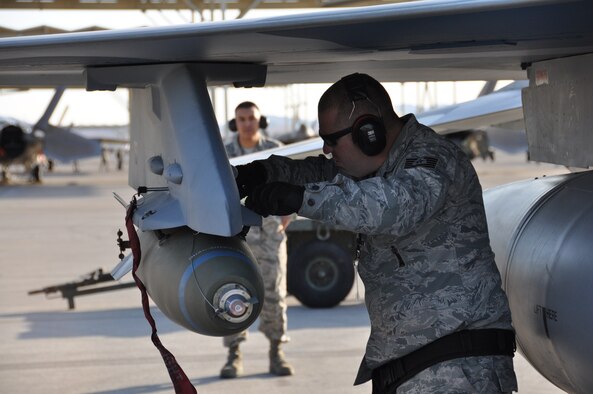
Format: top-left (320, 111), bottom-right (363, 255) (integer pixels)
top-left (0, 183), bottom-right (98, 199)
top-left (193, 372), bottom-right (276, 386)
top-left (85, 383), bottom-right (174, 394)
top-left (85, 372), bottom-right (294, 393)
top-left (1, 302), bottom-right (369, 340)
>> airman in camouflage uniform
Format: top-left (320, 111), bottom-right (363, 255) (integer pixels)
top-left (220, 101), bottom-right (294, 379)
top-left (239, 75), bottom-right (517, 392)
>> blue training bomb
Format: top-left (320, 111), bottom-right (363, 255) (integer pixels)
top-left (135, 227), bottom-right (263, 336)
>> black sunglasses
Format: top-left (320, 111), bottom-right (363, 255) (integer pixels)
top-left (320, 126), bottom-right (353, 147)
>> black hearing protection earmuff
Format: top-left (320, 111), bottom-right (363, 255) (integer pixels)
top-left (341, 73), bottom-right (387, 156)
top-left (228, 115), bottom-right (268, 132)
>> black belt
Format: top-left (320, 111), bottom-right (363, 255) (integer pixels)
top-left (371, 329), bottom-right (516, 394)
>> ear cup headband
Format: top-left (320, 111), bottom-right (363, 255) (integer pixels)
top-left (228, 115), bottom-right (268, 132)
top-left (340, 73), bottom-right (387, 156)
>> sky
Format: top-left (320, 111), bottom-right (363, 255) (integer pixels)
top-left (0, 8), bottom-right (489, 129)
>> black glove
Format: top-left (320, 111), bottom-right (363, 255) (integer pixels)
top-left (235, 161), bottom-right (267, 198)
top-left (245, 182), bottom-right (305, 217)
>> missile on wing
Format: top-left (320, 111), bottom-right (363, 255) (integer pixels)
top-left (134, 227), bottom-right (264, 336)
top-left (484, 170), bottom-right (593, 394)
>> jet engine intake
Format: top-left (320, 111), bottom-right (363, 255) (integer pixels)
top-left (135, 227), bottom-right (264, 337)
top-left (0, 125), bottom-right (27, 162)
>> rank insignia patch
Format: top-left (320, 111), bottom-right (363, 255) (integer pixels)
top-left (404, 157), bottom-right (439, 169)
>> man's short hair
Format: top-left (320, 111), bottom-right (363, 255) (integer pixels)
top-left (235, 101), bottom-right (260, 113)
top-left (319, 73), bottom-right (394, 118)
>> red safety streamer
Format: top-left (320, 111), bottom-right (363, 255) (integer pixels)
top-left (125, 196), bottom-right (198, 394)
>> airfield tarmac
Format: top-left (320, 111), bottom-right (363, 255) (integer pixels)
top-left (0, 152), bottom-right (568, 394)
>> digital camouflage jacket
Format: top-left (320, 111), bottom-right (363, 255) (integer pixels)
top-left (258, 114), bottom-right (515, 386)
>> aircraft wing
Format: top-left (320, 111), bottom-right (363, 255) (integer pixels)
top-left (42, 123), bottom-right (102, 163)
top-left (416, 81), bottom-right (527, 135)
top-left (0, 0), bottom-right (591, 87)
top-left (416, 80), bottom-right (529, 155)
top-left (70, 125), bottom-right (129, 145)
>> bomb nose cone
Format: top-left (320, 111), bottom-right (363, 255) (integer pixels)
top-left (135, 228), bottom-right (264, 337)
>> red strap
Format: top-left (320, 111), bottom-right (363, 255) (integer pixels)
top-left (125, 197), bottom-right (197, 394)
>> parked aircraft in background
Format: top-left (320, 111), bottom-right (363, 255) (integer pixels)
top-left (417, 80), bottom-right (528, 161)
top-left (69, 124), bottom-right (129, 146)
top-left (70, 125), bottom-right (130, 171)
top-left (0, 1), bottom-right (591, 392)
top-left (0, 87), bottom-right (101, 182)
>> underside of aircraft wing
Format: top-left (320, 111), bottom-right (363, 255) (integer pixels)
top-left (0, 0), bottom-right (591, 86)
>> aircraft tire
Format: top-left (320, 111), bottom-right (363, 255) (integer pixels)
top-left (287, 239), bottom-right (354, 308)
